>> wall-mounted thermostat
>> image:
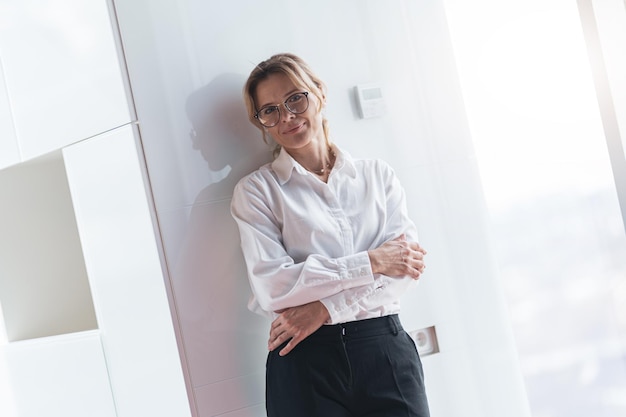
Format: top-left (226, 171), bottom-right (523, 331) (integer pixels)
top-left (354, 83), bottom-right (386, 119)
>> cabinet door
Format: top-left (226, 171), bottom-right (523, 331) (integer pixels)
top-left (63, 126), bottom-right (192, 417)
top-left (0, 0), bottom-right (131, 161)
top-left (5, 331), bottom-right (117, 417)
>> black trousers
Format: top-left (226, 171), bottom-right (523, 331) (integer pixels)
top-left (266, 315), bottom-right (430, 417)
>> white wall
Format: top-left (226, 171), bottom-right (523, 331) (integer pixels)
top-left (113, 0), bottom-right (529, 416)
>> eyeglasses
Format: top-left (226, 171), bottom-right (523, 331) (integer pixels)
top-left (254, 91), bottom-right (309, 128)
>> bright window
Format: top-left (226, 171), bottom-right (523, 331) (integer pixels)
top-left (446, 0), bottom-right (626, 415)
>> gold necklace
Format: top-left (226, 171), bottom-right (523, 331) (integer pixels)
top-left (310, 148), bottom-right (336, 175)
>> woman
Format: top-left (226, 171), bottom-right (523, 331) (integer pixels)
top-left (231, 53), bottom-right (430, 417)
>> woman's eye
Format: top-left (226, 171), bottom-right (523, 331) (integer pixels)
top-left (262, 106), bottom-right (278, 115)
top-left (288, 94), bottom-right (303, 103)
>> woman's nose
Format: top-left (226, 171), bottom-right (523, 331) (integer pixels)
top-left (279, 103), bottom-right (296, 122)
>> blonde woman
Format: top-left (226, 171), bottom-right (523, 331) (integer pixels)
top-left (231, 53), bottom-right (430, 417)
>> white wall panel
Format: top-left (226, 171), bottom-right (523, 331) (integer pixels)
top-left (0, 0), bottom-right (131, 161)
top-left (194, 371), bottom-right (265, 417)
top-left (0, 58), bottom-right (20, 170)
top-left (63, 126), bottom-right (191, 417)
top-left (4, 331), bottom-right (116, 417)
top-left (162, 202), bottom-right (269, 391)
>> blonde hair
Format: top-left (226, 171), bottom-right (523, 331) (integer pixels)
top-left (243, 53), bottom-right (330, 155)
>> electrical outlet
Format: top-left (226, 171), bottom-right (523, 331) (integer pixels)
top-left (408, 326), bottom-right (439, 356)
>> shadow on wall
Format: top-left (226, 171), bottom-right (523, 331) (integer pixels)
top-left (172, 73), bottom-right (273, 398)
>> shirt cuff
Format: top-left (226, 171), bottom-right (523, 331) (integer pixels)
top-left (337, 251), bottom-right (374, 289)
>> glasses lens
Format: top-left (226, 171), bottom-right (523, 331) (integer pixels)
top-left (285, 92), bottom-right (309, 114)
top-left (257, 106), bottom-right (279, 127)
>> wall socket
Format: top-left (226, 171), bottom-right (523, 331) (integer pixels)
top-left (408, 326), bottom-right (439, 356)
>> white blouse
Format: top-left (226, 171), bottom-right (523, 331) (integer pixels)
top-left (231, 146), bottom-right (419, 325)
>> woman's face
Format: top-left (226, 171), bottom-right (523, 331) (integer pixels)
top-left (253, 73), bottom-right (325, 155)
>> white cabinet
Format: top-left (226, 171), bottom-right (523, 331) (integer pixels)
top-left (63, 126), bottom-right (192, 417)
top-left (5, 331), bottom-right (117, 417)
top-left (0, 151), bottom-right (97, 342)
top-left (1, 126), bottom-right (192, 417)
top-left (0, 0), bottom-right (131, 162)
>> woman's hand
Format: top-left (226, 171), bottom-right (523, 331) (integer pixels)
top-left (368, 235), bottom-right (427, 279)
top-left (269, 301), bottom-right (330, 356)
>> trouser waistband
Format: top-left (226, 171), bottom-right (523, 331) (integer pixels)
top-left (310, 314), bottom-right (402, 339)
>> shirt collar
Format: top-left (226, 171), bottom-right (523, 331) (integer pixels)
top-left (271, 145), bottom-right (357, 185)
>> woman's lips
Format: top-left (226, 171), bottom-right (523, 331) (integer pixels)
top-left (282, 123), bottom-right (304, 134)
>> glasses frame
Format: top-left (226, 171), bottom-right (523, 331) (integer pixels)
top-left (254, 91), bottom-right (309, 128)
